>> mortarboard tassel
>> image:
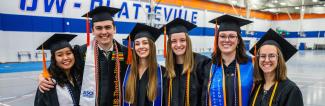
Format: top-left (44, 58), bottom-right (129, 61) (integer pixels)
top-left (86, 13), bottom-right (90, 47)
top-left (127, 36), bottom-right (132, 64)
top-left (253, 45), bottom-right (257, 64)
top-left (163, 26), bottom-right (167, 58)
top-left (42, 45), bottom-right (50, 78)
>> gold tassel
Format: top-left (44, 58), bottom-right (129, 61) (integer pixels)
top-left (42, 45), bottom-right (50, 78)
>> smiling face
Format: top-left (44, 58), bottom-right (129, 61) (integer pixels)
top-left (92, 20), bottom-right (116, 46)
top-left (134, 37), bottom-right (150, 59)
top-left (218, 31), bottom-right (239, 55)
top-left (258, 45), bottom-right (278, 74)
top-left (170, 32), bottom-right (187, 56)
top-left (54, 47), bottom-right (75, 71)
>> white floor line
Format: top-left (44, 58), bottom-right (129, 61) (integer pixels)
top-left (0, 97), bottom-right (15, 102)
top-left (0, 102), bottom-right (10, 106)
top-left (0, 76), bottom-right (37, 81)
top-left (8, 94), bottom-right (33, 103)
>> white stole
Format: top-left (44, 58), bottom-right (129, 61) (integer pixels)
top-left (56, 84), bottom-right (74, 105)
top-left (79, 36), bottom-right (97, 106)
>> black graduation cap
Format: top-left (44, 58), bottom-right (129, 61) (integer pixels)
top-left (209, 14), bottom-right (252, 33)
top-left (249, 29), bottom-right (297, 62)
top-left (128, 23), bottom-right (161, 42)
top-left (82, 6), bottom-right (120, 22)
top-left (36, 34), bottom-right (77, 53)
top-left (162, 18), bottom-right (197, 35)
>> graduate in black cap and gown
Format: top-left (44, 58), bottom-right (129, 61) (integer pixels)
top-left (77, 6), bottom-right (129, 106)
top-left (161, 18), bottom-right (211, 106)
top-left (249, 29), bottom-right (303, 106)
top-left (207, 14), bottom-right (254, 106)
top-left (122, 23), bottom-right (164, 106)
top-left (38, 6), bottom-right (129, 106)
top-left (34, 34), bottom-right (82, 106)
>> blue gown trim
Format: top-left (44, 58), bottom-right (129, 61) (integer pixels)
top-left (122, 65), bottom-right (163, 106)
top-left (209, 60), bottom-right (253, 106)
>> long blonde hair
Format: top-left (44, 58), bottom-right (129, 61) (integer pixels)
top-left (125, 38), bottom-right (158, 103)
top-left (165, 33), bottom-right (194, 78)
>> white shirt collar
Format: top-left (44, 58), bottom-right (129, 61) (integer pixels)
top-left (98, 44), bottom-right (113, 52)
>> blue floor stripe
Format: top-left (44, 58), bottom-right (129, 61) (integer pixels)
top-left (0, 53), bottom-right (213, 74)
top-left (0, 62), bottom-right (50, 73)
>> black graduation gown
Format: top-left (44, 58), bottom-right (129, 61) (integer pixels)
top-left (34, 76), bottom-right (80, 106)
top-left (76, 40), bottom-right (128, 106)
top-left (136, 69), bottom-right (152, 106)
top-left (163, 53), bottom-right (211, 106)
top-left (223, 60), bottom-right (239, 106)
top-left (136, 66), bottom-right (166, 106)
top-left (249, 79), bottom-right (303, 106)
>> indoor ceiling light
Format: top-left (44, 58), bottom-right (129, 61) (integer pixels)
top-left (280, 2), bottom-right (286, 6)
top-left (311, 6), bottom-right (325, 14)
top-left (267, 8), bottom-right (278, 12)
top-left (252, 5), bottom-right (258, 9)
top-left (231, 0), bottom-right (238, 5)
top-left (268, 3), bottom-right (275, 7)
top-left (274, 0), bottom-right (278, 3)
top-left (312, 0), bottom-right (318, 2)
top-left (295, 7), bottom-right (300, 9)
top-left (208, 0), bottom-right (219, 2)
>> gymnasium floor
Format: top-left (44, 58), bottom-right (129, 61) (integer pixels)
top-left (0, 50), bottom-right (325, 106)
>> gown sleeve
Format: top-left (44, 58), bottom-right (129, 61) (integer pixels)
top-left (34, 88), bottom-right (46, 106)
top-left (193, 53), bottom-right (212, 106)
top-left (283, 85), bottom-right (304, 106)
top-left (34, 87), bottom-right (59, 106)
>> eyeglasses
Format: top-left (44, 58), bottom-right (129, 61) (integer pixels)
top-left (218, 34), bottom-right (238, 41)
top-left (257, 53), bottom-right (278, 61)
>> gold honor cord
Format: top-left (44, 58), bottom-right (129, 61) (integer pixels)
top-left (185, 70), bottom-right (190, 106)
top-left (207, 60), bottom-right (222, 106)
top-left (113, 42), bottom-right (121, 105)
top-left (207, 65), bottom-right (213, 106)
top-left (251, 84), bottom-right (261, 106)
top-left (219, 60), bottom-right (243, 106)
top-left (252, 82), bottom-right (279, 106)
top-left (168, 79), bottom-right (172, 106)
top-left (236, 63), bottom-right (242, 106)
top-left (94, 41), bottom-right (121, 105)
top-left (269, 82), bottom-right (278, 106)
top-left (167, 70), bottom-right (191, 106)
top-left (207, 60), bottom-right (243, 106)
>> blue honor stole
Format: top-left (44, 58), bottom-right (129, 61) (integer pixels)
top-left (208, 60), bottom-right (253, 106)
top-left (122, 65), bottom-right (163, 106)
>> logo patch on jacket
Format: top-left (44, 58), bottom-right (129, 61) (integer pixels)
top-left (111, 52), bottom-right (124, 61)
top-left (82, 90), bottom-right (94, 98)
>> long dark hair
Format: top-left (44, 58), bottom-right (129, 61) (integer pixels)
top-left (48, 46), bottom-right (82, 87)
top-left (211, 32), bottom-right (249, 65)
